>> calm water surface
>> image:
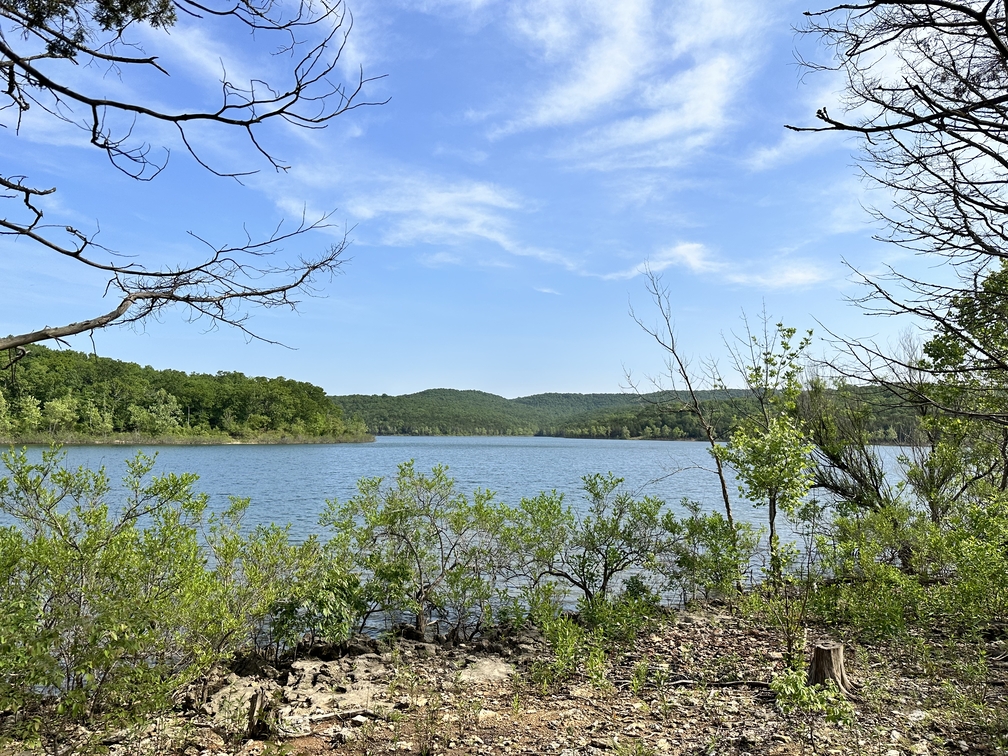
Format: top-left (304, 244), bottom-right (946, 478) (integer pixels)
top-left (22, 437), bottom-right (904, 541)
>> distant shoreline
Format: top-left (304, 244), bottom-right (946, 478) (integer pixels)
top-left (0, 433), bottom-right (375, 447)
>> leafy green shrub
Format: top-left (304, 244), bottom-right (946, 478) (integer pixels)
top-left (771, 668), bottom-right (852, 750)
top-left (206, 499), bottom-right (361, 661)
top-left (659, 499), bottom-right (760, 606)
top-left (322, 461), bottom-right (512, 640)
top-left (529, 612), bottom-right (587, 690)
top-left (578, 584), bottom-right (660, 650)
top-left (922, 496), bottom-right (1008, 635)
top-left (811, 505), bottom-right (931, 639)
top-left (0, 447), bottom-right (224, 749)
top-left (516, 473), bottom-right (669, 604)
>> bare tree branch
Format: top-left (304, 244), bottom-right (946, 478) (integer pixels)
top-left (1, 0), bottom-right (382, 351)
top-left (795, 1), bottom-right (1008, 429)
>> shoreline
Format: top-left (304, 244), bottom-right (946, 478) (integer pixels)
top-left (0, 433), bottom-right (375, 447)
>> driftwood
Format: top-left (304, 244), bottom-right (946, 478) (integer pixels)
top-left (807, 641), bottom-right (854, 696)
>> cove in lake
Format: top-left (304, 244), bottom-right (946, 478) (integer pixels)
top-left (26, 437), bottom-right (904, 543)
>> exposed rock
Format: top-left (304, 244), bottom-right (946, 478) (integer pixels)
top-left (459, 658), bottom-right (514, 683)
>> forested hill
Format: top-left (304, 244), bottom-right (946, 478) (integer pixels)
top-left (333, 387), bottom-right (920, 442)
top-left (332, 389), bottom-right (551, 436)
top-left (0, 346), bottom-right (919, 443)
top-left (331, 387), bottom-right (745, 438)
top-left (0, 346), bottom-right (369, 442)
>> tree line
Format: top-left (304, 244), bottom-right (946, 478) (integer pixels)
top-left (0, 346), bottom-right (369, 442)
top-left (332, 386), bottom-right (920, 442)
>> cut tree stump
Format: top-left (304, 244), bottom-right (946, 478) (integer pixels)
top-left (807, 640), bottom-right (854, 696)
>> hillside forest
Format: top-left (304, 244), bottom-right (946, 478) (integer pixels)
top-left (332, 387), bottom-right (921, 442)
top-left (0, 346), bottom-right (369, 442)
top-left (0, 345), bottom-right (920, 445)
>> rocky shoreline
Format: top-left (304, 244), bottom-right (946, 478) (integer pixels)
top-left (71, 608), bottom-right (1008, 756)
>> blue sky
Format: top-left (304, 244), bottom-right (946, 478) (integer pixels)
top-left (1, 0), bottom-right (924, 397)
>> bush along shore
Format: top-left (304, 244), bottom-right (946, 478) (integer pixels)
top-left (0, 448), bottom-right (1005, 755)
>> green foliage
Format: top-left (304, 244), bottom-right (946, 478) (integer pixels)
top-left (332, 388), bottom-right (645, 437)
top-left (0, 447), bottom-right (223, 748)
top-left (14, 395), bottom-right (42, 433)
top-left (578, 584), bottom-right (660, 651)
top-left (0, 345), bottom-right (367, 441)
top-left (206, 499), bottom-right (362, 661)
top-left (798, 377), bottom-right (903, 514)
top-left (744, 575), bottom-right (814, 670)
top-left (630, 659), bottom-right (649, 697)
top-left (771, 668), bottom-right (852, 749)
top-left (615, 740), bottom-right (656, 756)
top-left (0, 391), bottom-right (11, 434)
top-left (322, 461), bottom-right (511, 639)
top-left (333, 385), bottom-right (917, 440)
top-left (928, 496), bottom-right (1008, 632)
top-left (720, 416), bottom-right (814, 516)
top-left (15, 0), bottom-right (176, 41)
top-left (812, 504), bottom-right (931, 639)
top-left (127, 388), bottom-right (182, 435)
top-left (715, 322), bottom-right (814, 579)
top-left (521, 473), bottom-right (669, 603)
top-left (659, 499), bottom-right (760, 605)
top-left (538, 614), bottom-right (585, 683)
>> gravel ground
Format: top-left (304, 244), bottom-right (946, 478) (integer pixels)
top-left (11, 608), bottom-right (1005, 756)
top-left (183, 609), bottom-right (1008, 756)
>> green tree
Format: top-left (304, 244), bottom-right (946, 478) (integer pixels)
top-left (660, 499), bottom-right (760, 605)
top-left (718, 415), bottom-right (813, 577)
top-left (15, 395), bottom-right (42, 434)
top-left (78, 399), bottom-right (114, 436)
top-left (128, 388), bottom-right (183, 435)
top-left (520, 473), bottom-right (669, 604)
top-left (715, 319), bottom-right (814, 578)
top-left (0, 391), bottom-right (11, 434)
top-left (42, 395), bottom-right (78, 434)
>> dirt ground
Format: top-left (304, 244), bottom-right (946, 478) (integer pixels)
top-left (149, 608), bottom-right (1008, 756)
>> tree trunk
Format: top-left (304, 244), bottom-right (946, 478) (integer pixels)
top-left (807, 641), bottom-right (853, 696)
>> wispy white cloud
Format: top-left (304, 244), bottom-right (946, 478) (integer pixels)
top-left (600, 242), bottom-right (830, 289)
top-left (486, 0), bottom-right (771, 170)
top-left (497, 0), bottom-right (650, 135)
top-left (419, 250), bottom-right (464, 267)
top-left (746, 131), bottom-right (821, 172)
top-left (535, 286), bottom-right (561, 295)
top-left (282, 160), bottom-right (579, 269)
top-left (601, 242), bottom-right (719, 280)
top-left (744, 75), bottom-right (848, 172)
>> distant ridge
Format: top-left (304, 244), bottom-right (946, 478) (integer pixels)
top-left (331, 386), bottom-right (918, 442)
top-left (331, 388), bottom-right (749, 439)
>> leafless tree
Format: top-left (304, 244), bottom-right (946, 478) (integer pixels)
top-left (0, 0), bottom-right (384, 361)
top-left (791, 1), bottom-right (1008, 423)
top-left (629, 265), bottom-right (736, 527)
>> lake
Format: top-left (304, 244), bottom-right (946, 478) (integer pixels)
top-left (13, 437), bottom-right (905, 541)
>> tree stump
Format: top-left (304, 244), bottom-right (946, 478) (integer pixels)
top-left (247, 689), bottom-right (265, 737)
top-left (807, 640), bottom-right (854, 696)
